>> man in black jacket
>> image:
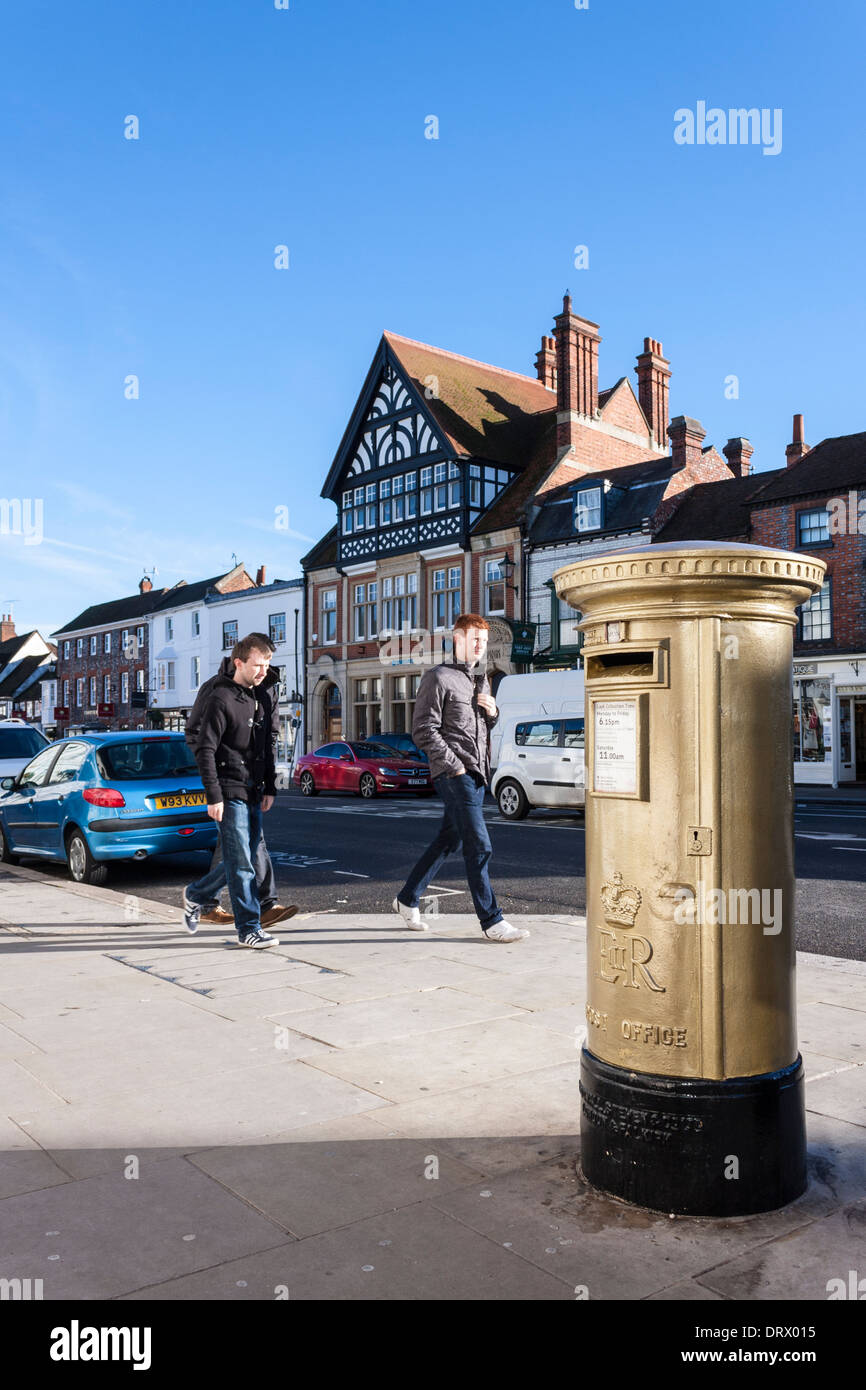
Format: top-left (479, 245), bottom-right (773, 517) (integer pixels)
top-left (183, 634), bottom-right (290, 947)
top-left (183, 642), bottom-right (296, 930)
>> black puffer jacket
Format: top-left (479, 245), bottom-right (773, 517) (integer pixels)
top-left (189, 660), bottom-right (280, 805)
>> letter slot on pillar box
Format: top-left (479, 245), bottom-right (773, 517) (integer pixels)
top-left (554, 542), bottom-right (826, 1216)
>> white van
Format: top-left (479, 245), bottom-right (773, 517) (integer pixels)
top-left (490, 670), bottom-right (585, 820)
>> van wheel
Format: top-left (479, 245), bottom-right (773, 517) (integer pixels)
top-left (497, 779), bottom-right (529, 820)
top-left (66, 828), bottom-right (108, 886)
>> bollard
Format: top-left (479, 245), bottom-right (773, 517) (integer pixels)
top-left (554, 542), bottom-right (826, 1216)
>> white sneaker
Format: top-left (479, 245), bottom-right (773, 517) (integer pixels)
top-left (392, 897), bottom-right (428, 931)
top-left (484, 920), bottom-right (530, 942)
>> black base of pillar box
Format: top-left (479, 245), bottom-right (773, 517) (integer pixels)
top-left (579, 1048), bottom-right (807, 1217)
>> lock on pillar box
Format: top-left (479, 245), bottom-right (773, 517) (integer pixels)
top-left (554, 542), bottom-right (825, 1217)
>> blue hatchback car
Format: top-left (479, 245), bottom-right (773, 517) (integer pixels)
top-left (0, 732), bottom-right (218, 885)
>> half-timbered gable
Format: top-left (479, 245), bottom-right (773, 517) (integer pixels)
top-left (321, 336), bottom-right (540, 567)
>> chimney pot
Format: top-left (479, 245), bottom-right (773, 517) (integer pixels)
top-left (723, 436), bottom-right (754, 478)
top-left (786, 412), bottom-right (809, 468)
top-left (553, 298), bottom-right (601, 451)
top-left (636, 337), bottom-right (672, 452)
top-left (668, 415), bottom-right (707, 473)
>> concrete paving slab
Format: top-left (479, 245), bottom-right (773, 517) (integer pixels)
top-left (447, 968), bottom-right (586, 1012)
top-left (803, 1062), bottom-right (866, 1127)
top-left (302, 1017), bottom-right (579, 1103)
top-left (16, 1023), bottom-right (335, 1104)
top-left (117, 1201), bottom-right (572, 1301)
top-left (797, 1000), bottom-right (866, 1063)
top-left (645, 1279), bottom-right (726, 1300)
top-left (695, 1201), bottom-right (866, 1301)
top-left (360, 1062), bottom-right (581, 1162)
top-left (12, 1058), bottom-right (393, 1157)
top-left (268, 988), bottom-right (526, 1049)
top-left (433, 1157), bottom-right (839, 1300)
top-left (187, 1135), bottom-right (483, 1237)
top-left (798, 967), bottom-right (866, 1011)
top-left (0, 1058), bottom-right (70, 1114)
top-left (0, 1158), bottom-right (291, 1299)
top-left (274, 956), bottom-right (502, 1005)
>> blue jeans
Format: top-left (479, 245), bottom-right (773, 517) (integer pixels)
top-left (187, 799), bottom-right (263, 938)
top-left (192, 836), bottom-right (277, 913)
top-left (398, 772), bottom-right (503, 931)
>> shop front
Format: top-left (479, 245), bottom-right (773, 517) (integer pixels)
top-left (792, 659), bottom-right (866, 786)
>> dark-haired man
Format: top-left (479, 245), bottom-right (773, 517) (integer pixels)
top-left (183, 634), bottom-right (296, 932)
top-left (183, 633), bottom-right (293, 947)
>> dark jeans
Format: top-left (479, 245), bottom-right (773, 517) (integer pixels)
top-left (187, 798), bottom-right (264, 938)
top-left (192, 834), bottom-right (276, 912)
top-left (398, 772), bottom-right (503, 931)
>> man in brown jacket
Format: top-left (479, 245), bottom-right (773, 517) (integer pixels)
top-left (393, 613), bottom-right (529, 942)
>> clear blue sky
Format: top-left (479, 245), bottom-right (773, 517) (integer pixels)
top-left (2, 0), bottom-right (864, 637)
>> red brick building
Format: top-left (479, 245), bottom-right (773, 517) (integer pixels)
top-left (657, 416), bottom-right (866, 785)
top-left (52, 578), bottom-right (167, 733)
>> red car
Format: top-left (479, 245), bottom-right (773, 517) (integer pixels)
top-left (294, 740), bottom-right (432, 799)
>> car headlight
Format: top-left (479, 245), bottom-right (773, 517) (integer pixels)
top-left (378, 767), bottom-right (392, 776)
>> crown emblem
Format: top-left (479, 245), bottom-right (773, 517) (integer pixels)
top-left (600, 872), bottom-right (642, 928)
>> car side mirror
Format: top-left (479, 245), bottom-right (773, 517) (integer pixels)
top-left (340, 753), bottom-right (353, 761)
top-left (0, 777), bottom-right (14, 790)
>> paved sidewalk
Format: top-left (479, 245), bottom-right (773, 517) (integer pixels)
top-left (0, 863), bottom-right (863, 1301)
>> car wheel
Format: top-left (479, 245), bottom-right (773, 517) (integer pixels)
top-left (359, 773), bottom-right (377, 799)
top-left (65, 828), bottom-right (108, 886)
top-left (0, 822), bottom-right (20, 865)
top-left (300, 771), bottom-right (317, 797)
top-left (496, 779), bottom-right (529, 821)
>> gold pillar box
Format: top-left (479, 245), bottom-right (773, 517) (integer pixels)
top-left (554, 541), bottom-right (825, 1216)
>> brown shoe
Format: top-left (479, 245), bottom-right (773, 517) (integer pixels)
top-left (200, 906), bottom-right (234, 925)
top-left (260, 904), bottom-right (299, 928)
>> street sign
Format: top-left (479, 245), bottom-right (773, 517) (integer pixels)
top-left (54, 706), bottom-right (70, 720)
top-left (131, 692), bottom-right (147, 708)
top-left (97, 703), bottom-right (115, 718)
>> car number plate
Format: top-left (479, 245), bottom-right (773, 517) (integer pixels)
top-left (154, 793), bottom-right (206, 809)
top-left (408, 778), bottom-right (427, 785)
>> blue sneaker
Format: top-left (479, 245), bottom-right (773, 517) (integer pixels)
top-left (238, 928), bottom-right (278, 949)
top-left (182, 890), bottom-right (201, 935)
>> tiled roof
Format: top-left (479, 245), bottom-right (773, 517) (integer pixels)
top-left (471, 421), bottom-right (560, 534)
top-left (301, 525), bottom-right (339, 572)
top-left (748, 432), bottom-right (866, 504)
top-left (152, 570), bottom-right (253, 612)
top-left (52, 588), bottom-right (169, 636)
top-left (385, 332), bottom-right (555, 471)
top-left (0, 654), bottom-right (48, 698)
top-left (654, 470), bottom-right (786, 541)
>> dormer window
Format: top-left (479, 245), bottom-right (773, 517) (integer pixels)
top-left (574, 486), bottom-right (602, 532)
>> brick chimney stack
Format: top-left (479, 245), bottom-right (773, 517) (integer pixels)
top-left (534, 335), bottom-right (557, 391)
top-left (786, 413), bottom-right (809, 468)
top-left (668, 416), bottom-right (707, 473)
top-left (0, 614), bottom-right (15, 642)
top-left (139, 576), bottom-right (152, 594)
top-left (635, 337), bottom-right (672, 450)
top-left (723, 437), bottom-right (754, 478)
top-left (553, 294), bottom-right (601, 452)
top-left (256, 565), bottom-right (267, 587)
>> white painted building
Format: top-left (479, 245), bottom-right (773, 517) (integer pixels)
top-left (204, 578), bottom-right (305, 760)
